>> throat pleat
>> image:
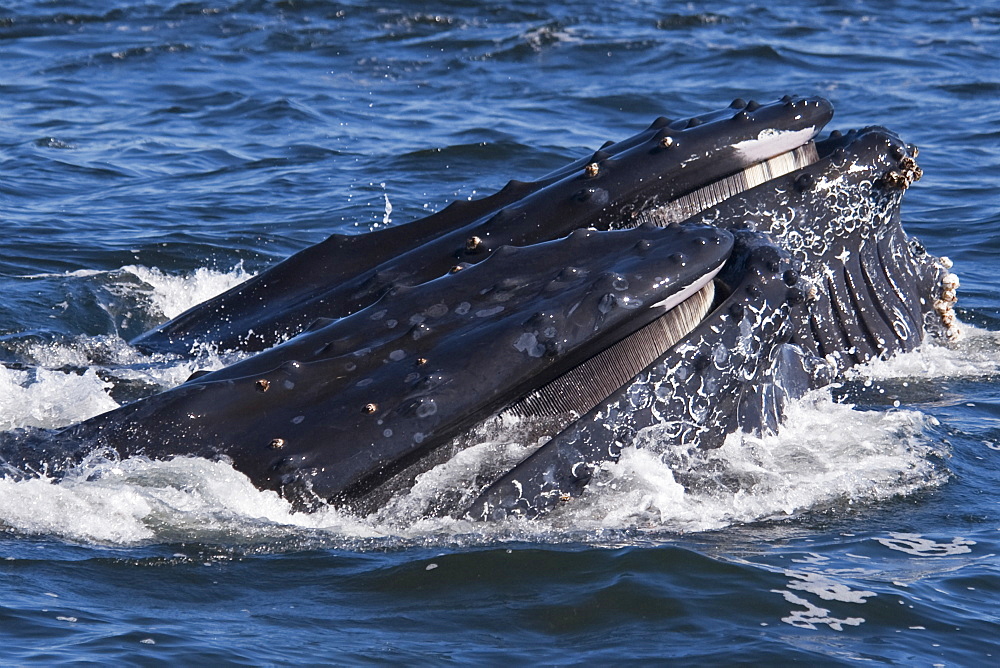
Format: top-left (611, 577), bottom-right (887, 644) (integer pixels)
top-left (502, 281), bottom-right (715, 420)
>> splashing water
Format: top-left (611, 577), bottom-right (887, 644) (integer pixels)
top-left (0, 453), bottom-right (377, 545)
top-left (0, 391), bottom-right (949, 548)
top-left (119, 263), bottom-right (255, 320)
top-left (0, 365), bottom-right (119, 431)
top-left (850, 325), bottom-right (1000, 381)
top-left (1, 264), bottom-right (258, 430)
top-left (1, 265), bottom-right (994, 548)
top-left (0, 389), bottom-right (947, 547)
top-left (577, 393), bottom-right (946, 533)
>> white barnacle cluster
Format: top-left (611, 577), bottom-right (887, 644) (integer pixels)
top-left (933, 256), bottom-right (961, 341)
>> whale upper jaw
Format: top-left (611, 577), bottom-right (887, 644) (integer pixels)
top-left (130, 96), bottom-right (833, 355)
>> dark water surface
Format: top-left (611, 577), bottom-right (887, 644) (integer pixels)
top-left (1, 1), bottom-right (999, 664)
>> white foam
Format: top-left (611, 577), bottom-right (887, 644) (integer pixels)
top-left (784, 571), bottom-right (877, 604)
top-left (772, 589), bottom-right (866, 631)
top-left (769, 569), bottom-right (878, 631)
top-left (0, 365), bottom-right (120, 430)
top-left (851, 325), bottom-right (1000, 381)
top-left (120, 263), bottom-right (254, 320)
top-left (1, 384), bottom-right (945, 547)
top-left (0, 454), bottom-right (379, 545)
top-left (7, 261), bottom-right (257, 409)
top-left (548, 391), bottom-right (945, 534)
top-left (10, 334), bottom-right (237, 420)
top-left (16, 263), bottom-right (253, 325)
top-left (875, 533), bottom-right (975, 556)
top-left (21, 335), bottom-right (143, 370)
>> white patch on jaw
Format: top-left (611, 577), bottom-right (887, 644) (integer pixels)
top-left (650, 263), bottom-right (724, 311)
top-left (732, 126), bottom-right (816, 163)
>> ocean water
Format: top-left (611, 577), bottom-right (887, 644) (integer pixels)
top-left (1, 0), bottom-right (998, 664)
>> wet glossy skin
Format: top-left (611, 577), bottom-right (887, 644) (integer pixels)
top-left (132, 96), bottom-right (832, 354)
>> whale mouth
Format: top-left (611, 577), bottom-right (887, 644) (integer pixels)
top-left (510, 140), bottom-right (822, 423)
top-left (634, 141), bottom-right (820, 228)
top-left (504, 277), bottom-right (718, 421)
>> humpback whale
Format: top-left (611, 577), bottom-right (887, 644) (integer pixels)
top-left (6, 97), bottom-right (957, 519)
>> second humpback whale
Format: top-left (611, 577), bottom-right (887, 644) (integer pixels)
top-left (5, 96), bottom-right (958, 519)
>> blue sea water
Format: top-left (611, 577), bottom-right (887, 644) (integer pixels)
top-left (1, 0), bottom-right (999, 664)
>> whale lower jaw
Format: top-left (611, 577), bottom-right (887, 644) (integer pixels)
top-left (465, 124), bottom-right (945, 521)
